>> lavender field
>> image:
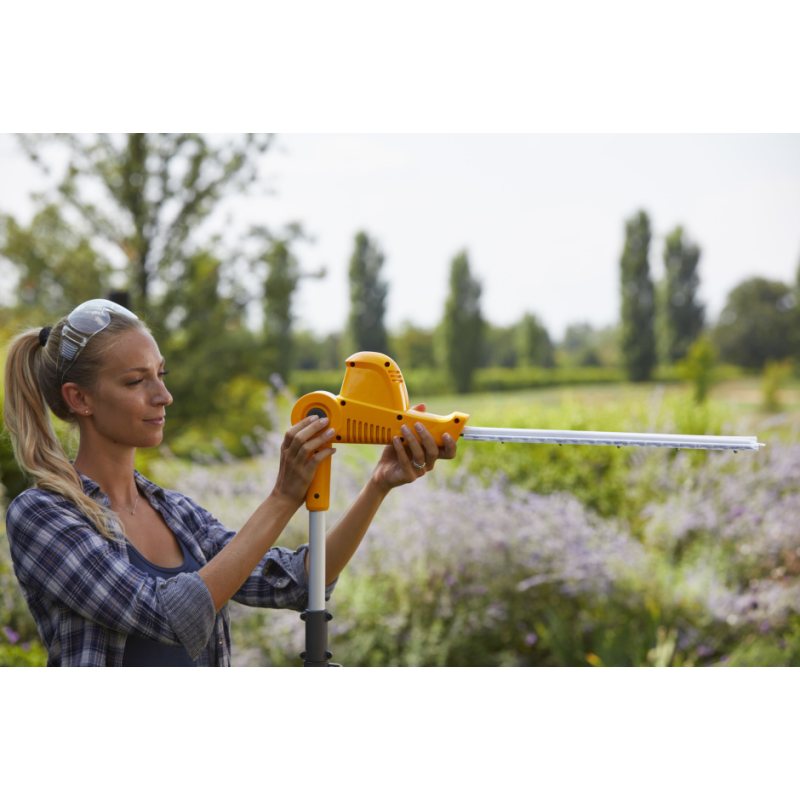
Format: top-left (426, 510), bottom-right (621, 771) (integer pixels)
top-left (2, 379), bottom-right (800, 666)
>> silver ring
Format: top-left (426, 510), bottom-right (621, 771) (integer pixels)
top-left (413, 460), bottom-right (426, 469)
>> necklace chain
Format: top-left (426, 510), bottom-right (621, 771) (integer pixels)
top-left (111, 492), bottom-right (140, 516)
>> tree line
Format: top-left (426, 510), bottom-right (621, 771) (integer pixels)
top-left (2, 134), bottom-right (799, 409)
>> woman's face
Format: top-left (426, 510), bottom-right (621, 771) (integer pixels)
top-left (84, 328), bottom-right (173, 449)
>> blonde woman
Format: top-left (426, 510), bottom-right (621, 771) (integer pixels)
top-left (3, 299), bottom-right (457, 666)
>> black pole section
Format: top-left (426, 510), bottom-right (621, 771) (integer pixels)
top-left (301, 610), bottom-right (339, 666)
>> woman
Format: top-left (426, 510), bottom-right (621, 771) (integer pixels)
top-left (3, 299), bottom-right (457, 666)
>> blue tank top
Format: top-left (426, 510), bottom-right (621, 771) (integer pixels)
top-left (122, 536), bottom-right (203, 667)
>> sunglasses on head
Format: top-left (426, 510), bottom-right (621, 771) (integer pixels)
top-left (59, 299), bottom-right (138, 379)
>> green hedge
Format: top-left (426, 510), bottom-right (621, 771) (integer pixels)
top-left (289, 364), bottom-right (746, 399)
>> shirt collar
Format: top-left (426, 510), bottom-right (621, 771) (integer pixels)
top-left (73, 465), bottom-right (166, 503)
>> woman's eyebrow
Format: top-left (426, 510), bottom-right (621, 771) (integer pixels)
top-left (119, 359), bottom-right (166, 375)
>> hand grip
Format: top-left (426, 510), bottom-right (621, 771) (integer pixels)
top-left (306, 442), bottom-right (332, 511)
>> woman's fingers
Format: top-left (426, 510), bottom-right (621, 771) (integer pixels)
top-left (400, 424), bottom-right (428, 469)
top-left (401, 421), bottom-right (458, 472)
top-left (413, 422), bottom-right (443, 465)
top-left (442, 432), bottom-right (458, 459)
top-left (392, 435), bottom-right (418, 477)
top-left (285, 416), bottom-right (335, 458)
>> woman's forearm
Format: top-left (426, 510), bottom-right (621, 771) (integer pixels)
top-left (199, 491), bottom-right (299, 612)
top-left (307, 476), bottom-right (390, 584)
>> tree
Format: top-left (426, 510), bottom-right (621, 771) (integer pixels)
top-left (662, 226), bottom-right (704, 363)
top-left (620, 210), bottom-right (656, 381)
top-left (441, 250), bottom-right (484, 393)
top-left (676, 336), bottom-right (717, 404)
top-left (346, 232), bottom-right (388, 355)
top-left (714, 278), bottom-right (800, 369)
top-left (561, 322), bottom-right (602, 367)
top-left (155, 250), bottom-right (261, 439)
top-left (262, 239), bottom-right (299, 383)
top-left (16, 133), bottom-right (272, 318)
top-left (390, 322), bottom-right (436, 369)
top-left (481, 324), bottom-right (518, 368)
top-left (0, 204), bottom-right (113, 322)
top-left (517, 313), bottom-right (555, 368)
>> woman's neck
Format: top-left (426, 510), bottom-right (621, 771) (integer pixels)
top-left (73, 446), bottom-right (139, 504)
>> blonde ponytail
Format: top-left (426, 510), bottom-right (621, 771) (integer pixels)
top-left (3, 312), bottom-right (148, 540)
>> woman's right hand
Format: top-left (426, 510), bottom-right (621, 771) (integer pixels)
top-left (271, 416), bottom-right (337, 508)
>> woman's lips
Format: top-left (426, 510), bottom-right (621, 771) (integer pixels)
top-left (144, 418), bottom-right (165, 426)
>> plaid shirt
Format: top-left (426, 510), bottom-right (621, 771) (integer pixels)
top-left (5, 469), bottom-right (336, 666)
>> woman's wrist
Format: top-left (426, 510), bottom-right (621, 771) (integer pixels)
top-left (369, 472), bottom-right (393, 499)
top-left (266, 488), bottom-right (304, 518)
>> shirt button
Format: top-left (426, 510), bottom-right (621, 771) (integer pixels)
top-left (218, 636), bottom-right (224, 645)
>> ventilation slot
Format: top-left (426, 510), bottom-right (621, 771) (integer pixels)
top-left (345, 418), bottom-right (391, 443)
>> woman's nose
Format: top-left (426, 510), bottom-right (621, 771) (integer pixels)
top-left (153, 387), bottom-right (173, 407)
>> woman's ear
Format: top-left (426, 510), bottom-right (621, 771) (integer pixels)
top-left (62, 382), bottom-right (91, 416)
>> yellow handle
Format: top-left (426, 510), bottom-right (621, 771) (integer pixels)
top-left (306, 445), bottom-right (332, 511)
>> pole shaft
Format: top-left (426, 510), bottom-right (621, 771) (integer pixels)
top-left (308, 511), bottom-right (326, 610)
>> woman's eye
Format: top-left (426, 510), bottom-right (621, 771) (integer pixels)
top-left (126, 371), bottom-right (168, 386)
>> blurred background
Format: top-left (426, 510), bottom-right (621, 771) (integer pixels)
top-left (2, 132), bottom-right (800, 666)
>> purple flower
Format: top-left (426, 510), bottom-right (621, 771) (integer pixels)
top-left (525, 633), bottom-right (538, 646)
top-left (2, 627), bottom-right (20, 645)
top-left (697, 645), bottom-right (713, 658)
top-left (759, 620), bottom-right (771, 634)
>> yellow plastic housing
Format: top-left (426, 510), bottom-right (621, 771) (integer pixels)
top-left (291, 352), bottom-right (470, 510)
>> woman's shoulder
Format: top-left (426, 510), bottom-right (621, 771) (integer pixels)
top-left (7, 485), bottom-right (76, 517)
top-left (5, 485), bottom-right (90, 543)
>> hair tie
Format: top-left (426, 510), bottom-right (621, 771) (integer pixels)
top-left (39, 327), bottom-right (52, 347)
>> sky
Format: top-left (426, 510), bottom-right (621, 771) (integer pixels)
top-left (2, 133), bottom-right (799, 341)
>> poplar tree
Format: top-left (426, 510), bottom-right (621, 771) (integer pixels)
top-left (263, 240), bottom-right (299, 383)
top-left (346, 232), bottom-right (389, 355)
top-left (620, 210), bottom-right (656, 381)
top-left (663, 226), bottom-right (704, 363)
top-left (517, 313), bottom-right (555, 367)
top-left (442, 250), bottom-right (484, 393)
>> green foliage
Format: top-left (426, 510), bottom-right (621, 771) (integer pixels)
top-left (389, 323), bottom-right (436, 369)
top-left (148, 251), bottom-right (273, 456)
top-left (516, 313), bottom-right (555, 368)
top-left (0, 337), bottom-right (29, 505)
top-left (762, 359), bottom-right (793, 411)
top-left (662, 226), bottom-right (704, 363)
top-left (481, 324), bottom-right (518, 368)
top-left (293, 330), bottom-right (343, 371)
top-left (620, 210), bottom-right (656, 381)
top-left (677, 336), bottom-right (717, 404)
top-left (714, 277), bottom-right (800, 369)
top-left (441, 250), bottom-right (484, 393)
top-left (0, 205), bottom-right (114, 322)
top-left (16, 133), bottom-right (271, 313)
top-left (262, 239), bottom-right (299, 383)
top-left (560, 322), bottom-right (616, 367)
top-left (289, 364), bottom-right (658, 400)
top-left (345, 232), bottom-right (389, 356)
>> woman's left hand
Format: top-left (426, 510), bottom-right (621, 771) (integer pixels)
top-left (371, 404), bottom-right (459, 493)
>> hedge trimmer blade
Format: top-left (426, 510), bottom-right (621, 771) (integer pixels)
top-left (461, 426), bottom-right (764, 452)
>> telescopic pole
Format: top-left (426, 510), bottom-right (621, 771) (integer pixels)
top-left (300, 510), bottom-right (337, 666)
top-left (298, 413), bottom-right (340, 667)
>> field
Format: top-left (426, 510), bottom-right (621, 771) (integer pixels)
top-left (3, 375), bottom-right (800, 666)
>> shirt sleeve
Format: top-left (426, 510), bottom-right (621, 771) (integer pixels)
top-left (177, 494), bottom-right (338, 612)
top-left (5, 490), bottom-right (217, 660)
